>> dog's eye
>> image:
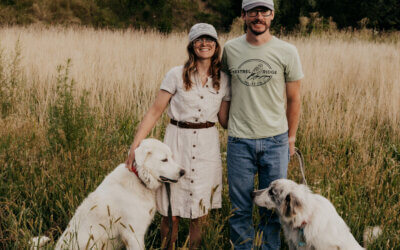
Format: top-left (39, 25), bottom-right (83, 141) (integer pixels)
top-left (161, 158), bottom-right (168, 162)
top-left (268, 188), bottom-right (275, 196)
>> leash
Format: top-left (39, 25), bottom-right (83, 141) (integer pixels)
top-left (293, 148), bottom-right (308, 247)
top-left (164, 183), bottom-right (173, 250)
top-left (298, 227), bottom-right (306, 247)
top-left (294, 147), bottom-right (307, 185)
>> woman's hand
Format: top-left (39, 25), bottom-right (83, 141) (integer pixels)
top-left (124, 90), bottom-right (172, 172)
top-left (125, 145), bottom-right (137, 172)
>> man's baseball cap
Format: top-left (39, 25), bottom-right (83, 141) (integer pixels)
top-left (188, 23), bottom-right (218, 43)
top-left (242, 0), bottom-right (274, 11)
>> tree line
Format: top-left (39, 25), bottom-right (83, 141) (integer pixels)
top-left (0, 0), bottom-right (398, 32)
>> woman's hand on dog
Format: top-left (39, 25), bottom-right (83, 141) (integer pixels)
top-left (125, 146), bottom-right (136, 172)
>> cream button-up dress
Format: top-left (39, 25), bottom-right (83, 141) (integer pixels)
top-left (156, 65), bottom-right (230, 219)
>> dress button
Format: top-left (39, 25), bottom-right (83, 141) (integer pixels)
top-left (192, 156), bottom-right (195, 159)
top-left (193, 131), bottom-right (196, 134)
top-left (200, 96), bottom-right (204, 99)
top-left (217, 91), bottom-right (219, 94)
top-left (195, 118), bottom-right (198, 122)
top-left (206, 85), bottom-right (208, 88)
top-left (190, 193), bottom-right (192, 196)
top-left (198, 109), bottom-right (201, 112)
top-left (193, 145), bottom-right (196, 147)
top-left (191, 180), bottom-right (194, 183)
top-left (192, 169), bottom-right (195, 172)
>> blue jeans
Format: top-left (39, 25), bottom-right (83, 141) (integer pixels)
top-left (227, 132), bottom-right (289, 250)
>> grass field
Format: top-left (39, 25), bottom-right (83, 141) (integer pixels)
top-left (0, 26), bottom-right (399, 249)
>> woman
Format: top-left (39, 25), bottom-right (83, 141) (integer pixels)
top-left (125, 23), bottom-right (230, 249)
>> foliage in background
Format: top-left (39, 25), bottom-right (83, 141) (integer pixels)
top-left (0, 0), bottom-right (399, 32)
top-left (316, 0), bottom-right (400, 30)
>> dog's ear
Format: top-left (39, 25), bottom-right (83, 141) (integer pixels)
top-left (284, 193), bottom-right (301, 217)
top-left (134, 143), bottom-right (152, 167)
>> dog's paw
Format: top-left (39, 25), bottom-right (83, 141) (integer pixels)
top-left (30, 236), bottom-right (51, 250)
top-left (363, 226), bottom-right (382, 247)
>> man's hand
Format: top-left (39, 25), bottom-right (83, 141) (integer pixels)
top-left (289, 137), bottom-right (296, 156)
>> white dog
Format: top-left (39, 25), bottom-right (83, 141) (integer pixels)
top-left (253, 179), bottom-right (380, 250)
top-left (31, 138), bottom-right (185, 250)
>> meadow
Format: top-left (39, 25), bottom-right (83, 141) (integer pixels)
top-left (0, 26), bottom-right (399, 249)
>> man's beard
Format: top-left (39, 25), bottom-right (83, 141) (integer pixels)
top-left (248, 20), bottom-right (269, 36)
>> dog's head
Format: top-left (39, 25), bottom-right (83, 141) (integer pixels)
top-left (134, 138), bottom-right (185, 190)
top-left (253, 179), bottom-right (310, 228)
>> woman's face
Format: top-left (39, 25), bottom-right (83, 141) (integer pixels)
top-left (192, 35), bottom-right (216, 60)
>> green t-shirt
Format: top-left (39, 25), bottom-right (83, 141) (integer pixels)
top-left (222, 35), bottom-right (304, 139)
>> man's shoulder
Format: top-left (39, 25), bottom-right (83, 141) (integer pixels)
top-left (271, 36), bottom-right (298, 53)
top-left (223, 35), bottom-right (246, 49)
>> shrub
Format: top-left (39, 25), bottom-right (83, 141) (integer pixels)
top-left (47, 59), bottom-right (94, 153)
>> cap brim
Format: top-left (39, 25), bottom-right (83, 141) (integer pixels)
top-left (243, 3), bottom-right (274, 11)
top-left (190, 33), bottom-right (218, 42)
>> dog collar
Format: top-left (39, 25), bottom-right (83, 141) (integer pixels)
top-left (131, 161), bottom-right (147, 188)
top-left (131, 161), bottom-right (140, 178)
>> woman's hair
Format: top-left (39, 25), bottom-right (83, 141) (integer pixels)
top-left (182, 39), bottom-right (221, 91)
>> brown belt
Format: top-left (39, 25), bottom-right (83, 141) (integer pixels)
top-left (170, 119), bottom-right (215, 129)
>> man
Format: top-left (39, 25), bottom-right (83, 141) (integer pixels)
top-left (221, 0), bottom-right (303, 249)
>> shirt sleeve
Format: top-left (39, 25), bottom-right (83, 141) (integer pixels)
top-left (284, 46), bottom-right (304, 82)
top-left (160, 68), bottom-right (178, 94)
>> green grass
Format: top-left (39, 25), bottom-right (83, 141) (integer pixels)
top-left (1, 109), bottom-right (398, 249)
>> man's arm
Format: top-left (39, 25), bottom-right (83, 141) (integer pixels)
top-left (286, 80), bottom-right (301, 156)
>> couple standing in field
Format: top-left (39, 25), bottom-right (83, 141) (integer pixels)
top-left (125, 0), bottom-right (303, 249)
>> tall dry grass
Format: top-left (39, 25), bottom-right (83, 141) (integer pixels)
top-left (0, 26), bottom-right (399, 249)
top-left (0, 26), bottom-right (187, 122)
top-left (1, 26), bottom-right (399, 129)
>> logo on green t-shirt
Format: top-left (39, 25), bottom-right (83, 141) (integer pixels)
top-left (231, 59), bottom-right (277, 86)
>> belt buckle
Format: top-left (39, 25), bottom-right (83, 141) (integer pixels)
top-left (177, 121), bottom-right (185, 128)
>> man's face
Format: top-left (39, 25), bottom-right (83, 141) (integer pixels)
top-left (242, 7), bottom-right (274, 36)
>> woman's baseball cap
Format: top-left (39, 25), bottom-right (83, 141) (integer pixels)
top-left (188, 23), bottom-right (218, 43)
top-left (242, 0), bottom-right (274, 11)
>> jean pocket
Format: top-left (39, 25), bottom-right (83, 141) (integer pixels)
top-left (227, 136), bottom-right (241, 144)
top-left (271, 132), bottom-right (289, 145)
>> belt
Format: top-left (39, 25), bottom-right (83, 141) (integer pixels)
top-left (170, 119), bottom-right (215, 129)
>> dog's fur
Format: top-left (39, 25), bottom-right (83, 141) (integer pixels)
top-left (253, 179), bottom-right (376, 250)
top-left (31, 138), bottom-right (185, 250)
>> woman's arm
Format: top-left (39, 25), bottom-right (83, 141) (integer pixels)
top-left (218, 101), bottom-right (230, 129)
top-left (125, 90), bottom-right (172, 169)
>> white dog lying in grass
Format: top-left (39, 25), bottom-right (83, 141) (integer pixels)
top-left (31, 138), bottom-right (185, 250)
top-left (253, 179), bottom-right (381, 250)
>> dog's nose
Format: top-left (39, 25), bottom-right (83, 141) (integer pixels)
top-left (251, 191), bottom-right (256, 199)
top-left (179, 169), bottom-right (186, 177)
